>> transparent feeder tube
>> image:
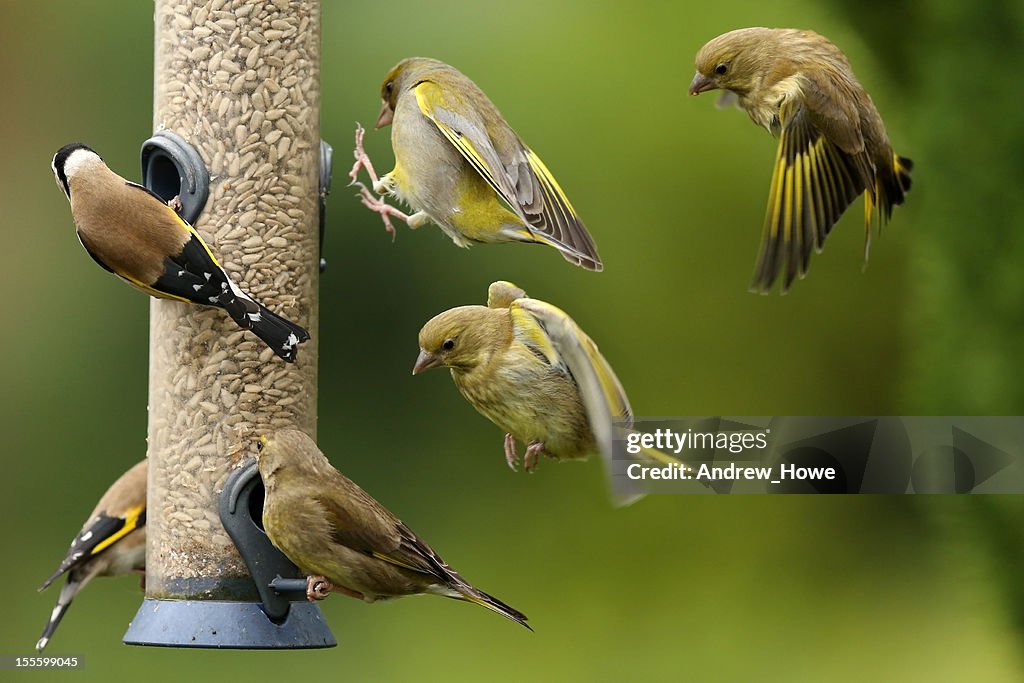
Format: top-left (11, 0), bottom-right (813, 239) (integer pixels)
top-left (146, 0), bottom-right (320, 601)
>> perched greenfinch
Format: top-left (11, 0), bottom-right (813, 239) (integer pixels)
top-left (256, 430), bottom-right (530, 630)
top-left (414, 282), bottom-right (689, 502)
top-left (349, 57), bottom-right (602, 271)
top-left (37, 459), bottom-right (147, 652)
top-left (52, 143), bottom-right (310, 362)
top-left (689, 28), bottom-right (913, 292)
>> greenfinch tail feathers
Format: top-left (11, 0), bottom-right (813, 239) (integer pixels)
top-left (387, 524), bottom-right (531, 630)
top-left (456, 589), bottom-right (532, 631)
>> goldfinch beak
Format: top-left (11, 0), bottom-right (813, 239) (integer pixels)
top-left (376, 101), bottom-right (394, 128)
top-left (688, 73), bottom-right (715, 95)
top-left (412, 350), bottom-right (442, 375)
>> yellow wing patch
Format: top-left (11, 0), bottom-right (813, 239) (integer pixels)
top-left (512, 298), bottom-right (631, 423)
top-left (370, 551), bottom-right (427, 574)
top-left (91, 503), bottom-right (145, 556)
top-left (413, 82), bottom-right (509, 205)
top-left (752, 101), bottom-right (868, 293)
top-left (525, 149), bottom-right (579, 227)
top-left (509, 303), bottom-right (562, 369)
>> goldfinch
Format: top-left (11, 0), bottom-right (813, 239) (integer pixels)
top-left (37, 459), bottom-right (147, 652)
top-left (52, 143), bottom-right (310, 361)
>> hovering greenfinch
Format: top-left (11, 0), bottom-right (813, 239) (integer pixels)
top-left (37, 459), bottom-right (147, 652)
top-left (52, 143), bottom-right (310, 362)
top-left (413, 281), bottom-right (691, 503)
top-left (349, 57), bottom-right (602, 271)
top-left (689, 28), bottom-right (913, 292)
top-left (256, 430), bottom-right (530, 630)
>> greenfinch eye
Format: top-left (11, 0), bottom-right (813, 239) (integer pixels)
top-left (384, 81), bottom-right (394, 96)
top-left (714, 63), bottom-right (728, 75)
top-left (442, 339), bottom-right (455, 351)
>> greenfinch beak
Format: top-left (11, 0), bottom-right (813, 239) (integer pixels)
top-left (412, 349), bottom-right (443, 375)
top-left (688, 72), bottom-right (715, 95)
top-left (376, 101), bottom-right (394, 128)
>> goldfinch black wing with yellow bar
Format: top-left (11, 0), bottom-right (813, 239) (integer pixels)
top-left (36, 460), bottom-right (148, 652)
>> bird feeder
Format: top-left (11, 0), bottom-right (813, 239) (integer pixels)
top-left (122, 0), bottom-right (332, 648)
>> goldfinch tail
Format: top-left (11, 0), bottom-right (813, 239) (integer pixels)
top-left (36, 578), bottom-right (84, 652)
top-left (218, 282), bottom-right (310, 363)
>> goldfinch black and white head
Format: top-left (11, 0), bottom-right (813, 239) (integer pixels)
top-left (51, 143), bottom-right (99, 199)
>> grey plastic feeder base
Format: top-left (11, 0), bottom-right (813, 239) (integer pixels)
top-left (123, 599), bottom-right (337, 649)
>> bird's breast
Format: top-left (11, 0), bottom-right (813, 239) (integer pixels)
top-left (453, 352), bottom-right (594, 459)
top-left (745, 74), bottom-right (804, 133)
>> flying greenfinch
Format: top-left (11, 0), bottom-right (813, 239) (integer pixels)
top-left (52, 143), bottom-right (310, 362)
top-left (689, 28), bottom-right (913, 292)
top-left (256, 430), bottom-right (530, 630)
top-left (349, 57), bottom-right (602, 271)
top-left (37, 459), bottom-right (147, 652)
top-left (413, 281), bottom-right (692, 503)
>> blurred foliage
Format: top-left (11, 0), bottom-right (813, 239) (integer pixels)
top-left (834, 0), bottom-right (1024, 414)
top-left (0, 0), bottom-right (1022, 680)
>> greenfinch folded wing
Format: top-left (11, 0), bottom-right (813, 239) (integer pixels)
top-left (257, 431), bottom-right (530, 629)
top-left (353, 58), bottom-right (603, 271)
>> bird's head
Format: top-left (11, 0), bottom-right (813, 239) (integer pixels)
top-left (255, 433), bottom-right (281, 481)
top-left (413, 305), bottom-right (508, 375)
top-left (689, 27), bottom-right (774, 97)
top-left (51, 142), bottom-right (100, 199)
top-left (256, 430), bottom-right (328, 485)
top-left (377, 56), bottom-right (446, 128)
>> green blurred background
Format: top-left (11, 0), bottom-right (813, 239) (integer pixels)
top-left (2, 0), bottom-right (1023, 680)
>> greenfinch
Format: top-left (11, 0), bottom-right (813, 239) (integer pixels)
top-left (256, 430), bottom-right (530, 630)
top-left (52, 143), bottom-right (310, 362)
top-left (350, 57), bottom-right (602, 271)
top-left (689, 28), bottom-right (913, 292)
top-left (37, 459), bottom-right (147, 652)
top-left (414, 282), bottom-right (689, 502)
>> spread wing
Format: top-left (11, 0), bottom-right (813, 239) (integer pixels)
top-left (413, 80), bottom-right (602, 270)
top-left (752, 96), bottom-right (874, 293)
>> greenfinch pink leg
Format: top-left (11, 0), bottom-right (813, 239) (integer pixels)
top-left (306, 575), bottom-right (366, 601)
top-left (306, 575), bottom-right (332, 601)
top-left (504, 433), bottom-right (519, 471)
top-left (350, 125), bottom-right (430, 239)
top-left (523, 442), bottom-right (546, 473)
